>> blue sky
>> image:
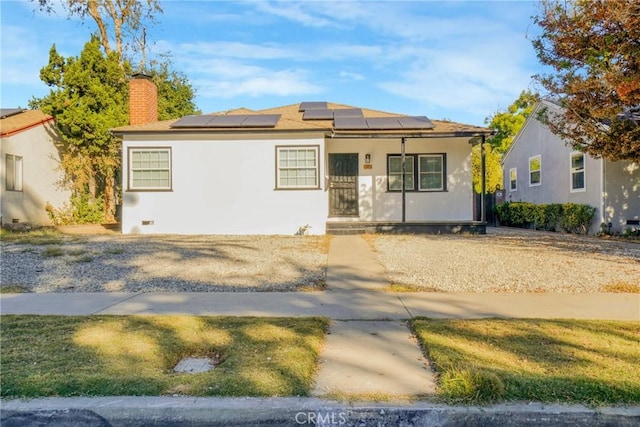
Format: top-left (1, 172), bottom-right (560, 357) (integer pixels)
top-left (1, 0), bottom-right (545, 126)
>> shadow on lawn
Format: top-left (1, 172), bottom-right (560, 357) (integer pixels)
top-left (0, 315), bottom-right (328, 398)
top-left (410, 318), bottom-right (640, 404)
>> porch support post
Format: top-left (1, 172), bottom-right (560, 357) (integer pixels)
top-left (480, 134), bottom-right (486, 223)
top-left (401, 137), bottom-right (406, 223)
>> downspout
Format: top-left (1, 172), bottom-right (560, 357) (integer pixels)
top-left (481, 135), bottom-right (486, 223)
top-left (401, 137), bottom-right (406, 223)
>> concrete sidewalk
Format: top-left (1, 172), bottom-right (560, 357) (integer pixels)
top-left (1, 235), bottom-right (639, 424)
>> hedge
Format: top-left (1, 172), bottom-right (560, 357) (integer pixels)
top-left (494, 202), bottom-right (596, 234)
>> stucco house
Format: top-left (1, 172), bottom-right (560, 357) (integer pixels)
top-left (112, 76), bottom-right (492, 235)
top-left (502, 99), bottom-right (639, 234)
top-left (1, 109), bottom-right (71, 227)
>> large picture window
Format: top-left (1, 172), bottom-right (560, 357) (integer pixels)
top-left (388, 154), bottom-right (446, 192)
top-left (276, 146), bottom-right (320, 189)
top-left (129, 148), bottom-right (171, 190)
top-left (529, 155), bottom-right (541, 186)
top-left (570, 152), bottom-right (585, 191)
top-left (5, 154), bottom-right (23, 192)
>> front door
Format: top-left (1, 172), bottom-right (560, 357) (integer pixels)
top-left (329, 153), bottom-right (359, 217)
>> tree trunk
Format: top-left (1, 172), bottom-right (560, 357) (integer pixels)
top-left (103, 169), bottom-right (116, 223)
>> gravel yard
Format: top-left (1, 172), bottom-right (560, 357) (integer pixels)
top-left (370, 229), bottom-right (640, 292)
top-left (1, 235), bottom-right (328, 292)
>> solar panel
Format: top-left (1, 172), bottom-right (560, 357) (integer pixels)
top-left (334, 117), bottom-right (368, 129)
top-left (366, 117), bottom-right (403, 129)
top-left (171, 115), bottom-right (217, 128)
top-left (398, 116), bottom-right (435, 129)
top-left (333, 108), bottom-right (364, 118)
top-left (0, 108), bottom-right (25, 119)
top-left (303, 109), bottom-right (334, 120)
top-left (208, 115), bottom-right (248, 126)
top-left (241, 114), bottom-right (281, 127)
top-left (299, 102), bottom-right (328, 112)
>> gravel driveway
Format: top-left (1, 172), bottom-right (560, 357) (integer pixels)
top-left (1, 235), bottom-right (328, 292)
top-left (370, 228), bottom-right (640, 292)
top-left (2, 228), bottom-right (638, 293)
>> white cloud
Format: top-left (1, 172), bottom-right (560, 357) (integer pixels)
top-left (339, 71), bottom-right (364, 81)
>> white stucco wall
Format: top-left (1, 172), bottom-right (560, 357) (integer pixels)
top-left (603, 159), bottom-right (640, 232)
top-left (121, 134), bottom-right (328, 235)
top-left (327, 137), bottom-right (473, 222)
top-left (0, 122), bottom-right (70, 226)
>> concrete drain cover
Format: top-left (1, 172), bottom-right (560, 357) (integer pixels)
top-left (173, 357), bottom-right (215, 374)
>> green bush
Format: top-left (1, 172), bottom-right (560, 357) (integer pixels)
top-left (46, 193), bottom-right (105, 226)
top-left (495, 202), bottom-right (595, 234)
top-left (560, 203), bottom-right (597, 235)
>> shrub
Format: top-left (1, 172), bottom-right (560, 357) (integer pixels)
top-left (46, 193), bottom-right (105, 226)
top-left (495, 202), bottom-right (595, 234)
top-left (559, 203), bottom-right (597, 235)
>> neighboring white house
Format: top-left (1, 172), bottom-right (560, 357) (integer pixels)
top-left (502, 99), bottom-right (639, 234)
top-left (0, 109), bottom-right (71, 227)
top-left (112, 77), bottom-right (492, 235)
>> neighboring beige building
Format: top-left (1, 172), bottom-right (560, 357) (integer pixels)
top-left (0, 109), bottom-right (71, 226)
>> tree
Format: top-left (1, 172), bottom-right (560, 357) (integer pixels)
top-left (472, 143), bottom-right (502, 194)
top-left (31, 37), bottom-right (130, 222)
top-left (35, 0), bottom-right (162, 70)
top-left (472, 91), bottom-right (539, 194)
top-left (485, 90), bottom-right (539, 154)
top-left (532, 0), bottom-right (640, 161)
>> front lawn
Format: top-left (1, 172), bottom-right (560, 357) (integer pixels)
top-left (1, 315), bottom-right (328, 398)
top-left (411, 318), bottom-right (640, 405)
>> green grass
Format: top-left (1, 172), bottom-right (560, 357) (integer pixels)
top-left (0, 228), bottom-right (67, 245)
top-left (42, 247), bottom-right (64, 257)
top-left (1, 315), bottom-right (329, 398)
top-left (411, 318), bottom-right (640, 405)
top-left (0, 285), bottom-right (29, 294)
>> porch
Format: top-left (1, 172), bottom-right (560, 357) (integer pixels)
top-left (325, 220), bottom-right (486, 235)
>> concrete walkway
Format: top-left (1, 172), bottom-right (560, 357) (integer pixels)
top-left (1, 235), bottom-right (639, 401)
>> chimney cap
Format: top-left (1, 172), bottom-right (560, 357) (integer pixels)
top-left (131, 73), bottom-right (153, 81)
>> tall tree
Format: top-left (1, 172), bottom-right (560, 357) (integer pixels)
top-left (472, 91), bottom-right (539, 193)
top-left (31, 37), bottom-right (130, 221)
top-left (532, 0), bottom-right (640, 161)
top-left (485, 90), bottom-right (539, 154)
top-left (35, 0), bottom-right (162, 70)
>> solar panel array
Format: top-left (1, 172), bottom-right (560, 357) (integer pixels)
top-left (171, 114), bottom-right (281, 128)
top-left (334, 116), bottom-right (435, 130)
top-left (298, 102), bottom-right (434, 130)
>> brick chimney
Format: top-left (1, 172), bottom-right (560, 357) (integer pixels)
top-left (129, 74), bottom-right (158, 125)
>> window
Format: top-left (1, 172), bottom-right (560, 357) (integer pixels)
top-left (419, 155), bottom-right (444, 191)
top-left (5, 154), bottom-right (23, 192)
top-left (388, 155), bottom-right (414, 191)
top-left (570, 152), bottom-right (585, 191)
top-left (529, 155), bottom-right (541, 186)
top-left (388, 154), bottom-right (446, 192)
top-left (129, 148), bottom-right (171, 190)
top-left (509, 168), bottom-right (517, 191)
top-left (276, 146), bottom-right (319, 189)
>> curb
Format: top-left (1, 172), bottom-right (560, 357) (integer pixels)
top-left (2, 397), bottom-right (639, 426)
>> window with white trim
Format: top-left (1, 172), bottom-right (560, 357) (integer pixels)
top-left (5, 154), bottom-right (23, 192)
top-left (509, 168), bottom-right (517, 191)
top-left (388, 154), bottom-right (446, 192)
top-left (129, 148), bottom-right (171, 190)
top-left (529, 155), bottom-right (541, 186)
top-left (276, 146), bottom-right (319, 189)
top-left (570, 152), bottom-right (585, 191)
